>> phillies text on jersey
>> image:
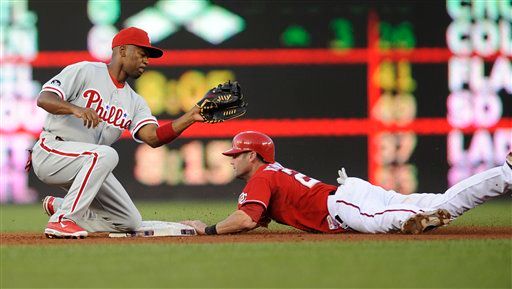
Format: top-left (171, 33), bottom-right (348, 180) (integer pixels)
top-left (40, 61), bottom-right (157, 145)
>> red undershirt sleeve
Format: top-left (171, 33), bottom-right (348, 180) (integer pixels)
top-left (239, 202), bottom-right (266, 223)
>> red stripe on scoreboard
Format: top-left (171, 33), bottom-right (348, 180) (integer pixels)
top-left (4, 118), bottom-right (510, 139)
top-left (125, 117), bottom-right (511, 138)
top-left (367, 11), bottom-right (381, 183)
top-left (3, 48), bottom-right (501, 68)
top-left (0, 48), bottom-right (480, 67)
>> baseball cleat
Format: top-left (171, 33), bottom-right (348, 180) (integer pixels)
top-left (42, 196), bottom-right (56, 216)
top-left (44, 220), bottom-right (88, 239)
top-left (401, 209), bottom-right (451, 234)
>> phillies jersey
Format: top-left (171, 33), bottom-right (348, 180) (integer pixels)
top-left (40, 61), bottom-right (157, 145)
top-left (237, 162), bottom-right (344, 233)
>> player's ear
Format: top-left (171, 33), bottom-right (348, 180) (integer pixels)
top-left (248, 151), bottom-right (258, 162)
top-left (119, 45), bottom-right (127, 57)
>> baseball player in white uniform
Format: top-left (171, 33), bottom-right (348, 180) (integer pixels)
top-left (30, 27), bottom-right (205, 238)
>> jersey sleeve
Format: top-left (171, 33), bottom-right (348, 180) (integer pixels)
top-left (239, 203), bottom-right (265, 223)
top-left (239, 203), bottom-right (272, 227)
top-left (129, 94), bottom-right (158, 143)
top-left (237, 176), bottom-right (272, 210)
top-left (40, 62), bottom-right (88, 102)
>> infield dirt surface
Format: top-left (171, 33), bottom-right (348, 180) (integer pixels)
top-left (2, 226), bottom-right (510, 245)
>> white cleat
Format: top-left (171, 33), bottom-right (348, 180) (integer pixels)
top-left (401, 209), bottom-right (451, 234)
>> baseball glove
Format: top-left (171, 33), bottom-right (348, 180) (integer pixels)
top-left (196, 81), bottom-right (247, 123)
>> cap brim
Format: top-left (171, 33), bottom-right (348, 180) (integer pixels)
top-left (222, 148), bottom-right (250, 156)
top-left (140, 45), bottom-right (163, 58)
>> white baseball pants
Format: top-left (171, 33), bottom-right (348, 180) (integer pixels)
top-left (31, 134), bottom-right (141, 232)
top-left (327, 161), bottom-right (511, 233)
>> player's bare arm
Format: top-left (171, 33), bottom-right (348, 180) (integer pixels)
top-left (135, 106), bottom-right (204, 148)
top-left (182, 209), bottom-right (257, 235)
top-left (37, 91), bottom-right (101, 128)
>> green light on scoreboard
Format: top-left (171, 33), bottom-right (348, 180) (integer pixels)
top-left (87, 0), bottom-right (120, 25)
top-left (380, 21), bottom-right (416, 49)
top-left (330, 18), bottom-right (354, 49)
top-left (281, 25), bottom-right (311, 47)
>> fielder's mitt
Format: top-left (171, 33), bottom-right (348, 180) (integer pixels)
top-left (196, 81), bottom-right (247, 123)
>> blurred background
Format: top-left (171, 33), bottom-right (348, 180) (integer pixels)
top-left (0, 0), bottom-right (510, 204)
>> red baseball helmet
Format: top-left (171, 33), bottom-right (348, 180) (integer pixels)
top-left (222, 131), bottom-right (275, 163)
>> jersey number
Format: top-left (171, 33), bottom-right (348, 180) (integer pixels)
top-left (281, 168), bottom-right (320, 189)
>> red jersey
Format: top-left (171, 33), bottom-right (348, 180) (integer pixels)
top-left (237, 162), bottom-right (345, 233)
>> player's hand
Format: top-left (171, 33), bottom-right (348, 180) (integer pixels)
top-left (180, 220), bottom-right (207, 235)
top-left (337, 167), bottom-right (348, 185)
top-left (189, 105), bottom-right (206, 122)
top-left (72, 107), bottom-right (102, 128)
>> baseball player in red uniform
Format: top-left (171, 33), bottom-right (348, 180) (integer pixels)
top-left (31, 27), bottom-right (206, 239)
top-left (183, 131), bottom-right (512, 235)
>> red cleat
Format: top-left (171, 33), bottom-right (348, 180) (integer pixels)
top-left (45, 220), bottom-right (88, 239)
top-left (42, 196), bottom-right (56, 216)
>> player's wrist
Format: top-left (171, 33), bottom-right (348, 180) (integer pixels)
top-left (156, 121), bottom-right (179, 143)
top-left (69, 104), bottom-right (82, 116)
top-left (205, 224), bottom-right (217, 235)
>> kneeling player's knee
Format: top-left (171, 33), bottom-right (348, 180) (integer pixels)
top-left (117, 212), bottom-right (142, 231)
top-left (98, 146), bottom-right (119, 168)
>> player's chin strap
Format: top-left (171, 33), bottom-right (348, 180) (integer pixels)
top-left (337, 168), bottom-right (348, 185)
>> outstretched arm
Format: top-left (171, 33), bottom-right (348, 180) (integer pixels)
top-left (136, 106), bottom-right (204, 148)
top-left (182, 210), bottom-right (258, 235)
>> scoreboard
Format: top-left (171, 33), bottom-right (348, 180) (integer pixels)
top-left (0, 0), bottom-right (510, 202)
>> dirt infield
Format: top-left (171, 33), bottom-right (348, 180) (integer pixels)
top-left (1, 226), bottom-right (510, 246)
